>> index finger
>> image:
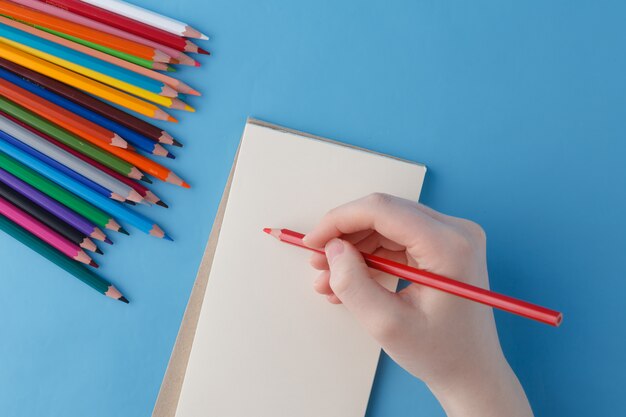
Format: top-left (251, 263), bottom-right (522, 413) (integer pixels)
top-left (303, 193), bottom-right (447, 250)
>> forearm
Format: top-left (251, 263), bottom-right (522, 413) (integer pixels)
top-left (427, 355), bottom-right (533, 417)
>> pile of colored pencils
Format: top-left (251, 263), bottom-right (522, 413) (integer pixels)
top-left (0, 0), bottom-right (208, 303)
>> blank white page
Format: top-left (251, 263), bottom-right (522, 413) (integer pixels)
top-left (175, 120), bottom-right (426, 417)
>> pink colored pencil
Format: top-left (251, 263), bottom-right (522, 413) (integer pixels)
top-left (11, 0), bottom-right (198, 66)
top-left (0, 195), bottom-right (97, 267)
top-left (0, 15), bottom-right (199, 95)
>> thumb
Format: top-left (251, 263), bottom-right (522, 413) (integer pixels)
top-left (325, 238), bottom-right (401, 326)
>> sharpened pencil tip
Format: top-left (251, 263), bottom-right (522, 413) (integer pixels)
top-left (104, 237), bottom-right (113, 245)
top-left (181, 181), bottom-right (191, 189)
top-left (164, 234), bottom-right (174, 241)
top-left (89, 260), bottom-right (99, 268)
top-left (167, 153), bottom-right (176, 159)
top-left (119, 296), bottom-right (129, 304)
top-left (125, 200), bottom-right (136, 206)
top-left (198, 48), bottom-right (210, 55)
top-left (194, 61), bottom-right (201, 67)
top-left (119, 227), bottom-right (129, 235)
top-left (263, 228), bottom-right (272, 234)
top-left (95, 247), bottom-right (103, 255)
top-left (156, 200), bottom-right (169, 208)
top-left (172, 139), bottom-right (183, 147)
top-left (167, 116), bottom-right (178, 123)
top-left (140, 176), bottom-right (153, 184)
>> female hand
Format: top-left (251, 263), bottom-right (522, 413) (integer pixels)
top-left (304, 193), bottom-right (533, 417)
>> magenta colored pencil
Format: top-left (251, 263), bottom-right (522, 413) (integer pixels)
top-left (12, 0), bottom-right (197, 65)
top-left (0, 167), bottom-right (109, 243)
top-left (0, 195), bottom-right (96, 266)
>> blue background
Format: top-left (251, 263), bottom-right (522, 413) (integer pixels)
top-left (0, 1), bottom-right (624, 416)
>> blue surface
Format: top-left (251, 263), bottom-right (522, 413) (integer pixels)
top-left (0, 1), bottom-right (624, 416)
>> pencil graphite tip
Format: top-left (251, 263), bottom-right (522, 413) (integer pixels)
top-left (164, 234), bottom-right (174, 242)
top-left (104, 237), bottom-right (113, 245)
top-left (119, 227), bottom-right (130, 236)
top-left (172, 139), bottom-right (183, 147)
top-left (156, 200), bottom-right (169, 208)
top-left (95, 247), bottom-right (103, 255)
top-left (140, 175), bottom-right (153, 184)
top-left (89, 260), bottom-right (99, 268)
top-left (167, 153), bottom-right (176, 159)
top-left (167, 116), bottom-right (178, 123)
top-left (194, 61), bottom-right (201, 67)
top-left (119, 296), bottom-right (129, 304)
top-left (198, 48), bottom-right (210, 55)
top-left (263, 228), bottom-right (272, 234)
top-left (181, 181), bottom-right (191, 189)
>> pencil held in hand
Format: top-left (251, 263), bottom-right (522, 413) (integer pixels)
top-left (264, 228), bottom-right (563, 326)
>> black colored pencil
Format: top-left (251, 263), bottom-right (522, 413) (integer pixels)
top-left (0, 180), bottom-right (101, 253)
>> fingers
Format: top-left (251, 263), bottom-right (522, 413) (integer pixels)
top-left (304, 193), bottom-right (448, 252)
top-left (324, 238), bottom-right (404, 324)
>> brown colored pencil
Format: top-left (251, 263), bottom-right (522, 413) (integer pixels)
top-left (0, 57), bottom-right (181, 146)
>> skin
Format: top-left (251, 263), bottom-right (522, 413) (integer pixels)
top-left (303, 193), bottom-right (533, 417)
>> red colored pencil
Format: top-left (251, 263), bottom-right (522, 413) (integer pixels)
top-left (43, 0), bottom-right (206, 54)
top-left (264, 228), bottom-right (563, 327)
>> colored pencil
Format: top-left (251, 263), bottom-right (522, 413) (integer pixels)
top-left (43, 0), bottom-right (207, 54)
top-left (13, 0), bottom-right (199, 66)
top-left (2, 116), bottom-right (167, 208)
top-left (0, 139), bottom-right (170, 238)
top-left (0, 117), bottom-right (145, 203)
top-left (0, 95), bottom-right (145, 180)
top-left (264, 228), bottom-right (564, 326)
top-left (0, 151), bottom-right (123, 233)
top-left (0, 213), bottom-right (126, 302)
top-left (34, 25), bottom-right (169, 70)
top-left (0, 181), bottom-right (100, 253)
top-left (0, 16), bottom-right (198, 95)
top-left (0, 22), bottom-right (178, 97)
top-left (0, 0), bottom-right (172, 62)
top-left (0, 67), bottom-right (172, 157)
top-left (0, 36), bottom-right (193, 110)
top-left (0, 168), bottom-right (109, 243)
top-left (0, 42), bottom-right (176, 120)
top-left (0, 76), bottom-right (127, 148)
top-left (0, 195), bottom-right (96, 266)
top-left (81, 0), bottom-right (209, 39)
top-left (0, 120), bottom-right (127, 203)
top-left (0, 58), bottom-right (180, 144)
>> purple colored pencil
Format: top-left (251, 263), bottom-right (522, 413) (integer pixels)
top-left (0, 167), bottom-right (109, 243)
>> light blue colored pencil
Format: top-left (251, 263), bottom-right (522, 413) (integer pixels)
top-left (0, 139), bottom-right (170, 239)
top-left (0, 24), bottom-right (172, 96)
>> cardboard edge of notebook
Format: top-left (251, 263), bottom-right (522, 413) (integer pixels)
top-left (152, 118), bottom-right (426, 417)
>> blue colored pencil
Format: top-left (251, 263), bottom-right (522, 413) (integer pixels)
top-left (0, 138), bottom-right (170, 239)
top-left (0, 128), bottom-right (114, 201)
top-left (0, 67), bottom-right (172, 158)
top-left (0, 24), bottom-right (172, 97)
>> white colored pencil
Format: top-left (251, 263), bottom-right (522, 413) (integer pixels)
top-left (80, 0), bottom-right (209, 39)
top-left (0, 116), bottom-right (145, 204)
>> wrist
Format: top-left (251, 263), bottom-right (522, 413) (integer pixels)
top-left (426, 353), bottom-right (533, 417)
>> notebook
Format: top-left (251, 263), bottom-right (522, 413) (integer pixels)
top-left (153, 119), bottom-right (427, 417)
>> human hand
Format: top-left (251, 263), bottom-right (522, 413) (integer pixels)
top-left (304, 193), bottom-right (533, 417)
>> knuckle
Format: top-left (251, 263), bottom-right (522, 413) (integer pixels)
top-left (366, 192), bottom-right (393, 208)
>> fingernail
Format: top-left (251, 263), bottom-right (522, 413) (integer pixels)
top-left (325, 239), bottom-right (344, 263)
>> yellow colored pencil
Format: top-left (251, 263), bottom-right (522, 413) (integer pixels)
top-left (0, 41), bottom-right (176, 121)
top-left (0, 36), bottom-right (194, 112)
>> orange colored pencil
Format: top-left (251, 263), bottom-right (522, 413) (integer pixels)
top-left (0, 42), bottom-right (175, 121)
top-left (0, 77), bottom-right (128, 148)
top-left (0, 0), bottom-right (172, 62)
top-left (0, 16), bottom-right (199, 95)
top-left (99, 144), bottom-right (189, 187)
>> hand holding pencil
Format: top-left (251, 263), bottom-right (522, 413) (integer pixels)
top-left (291, 194), bottom-right (536, 417)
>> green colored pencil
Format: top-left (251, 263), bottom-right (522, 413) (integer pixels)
top-left (0, 213), bottom-right (128, 302)
top-left (0, 151), bottom-right (123, 232)
top-left (0, 97), bottom-right (144, 180)
top-left (34, 24), bottom-right (164, 70)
